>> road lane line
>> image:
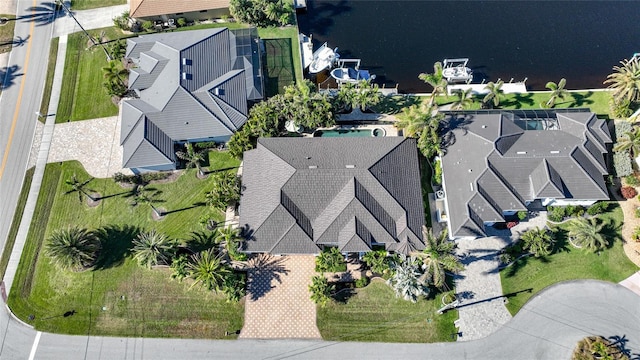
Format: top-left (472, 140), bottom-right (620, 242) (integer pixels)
top-left (0, 0), bottom-right (38, 181)
top-left (28, 331), bottom-right (41, 360)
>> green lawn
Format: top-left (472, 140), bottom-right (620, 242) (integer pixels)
top-left (8, 154), bottom-right (244, 337)
top-left (57, 28), bottom-right (124, 123)
top-left (0, 15), bottom-right (17, 54)
top-left (317, 280), bottom-right (458, 342)
top-left (500, 203), bottom-right (638, 315)
top-left (70, 0), bottom-right (126, 10)
top-left (38, 38), bottom-right (59, 122)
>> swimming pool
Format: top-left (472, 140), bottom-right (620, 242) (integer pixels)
top-left (313, 128), bottom-right (386, 137)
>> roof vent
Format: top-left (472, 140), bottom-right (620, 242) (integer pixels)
top-left (214, 88), bottom-right (225, 96)
top-left (346, 165), bottom-right (355, 169)
top-left (181, 72), bottom-right (192, 80)
top-left (482, 125), bottom-right (487, 128)
top-left (550, 150), bottom-right (560, 154)
top-left (516, 151), bottom-right (527, 155)
top-left (469, 183), bottom-right (474, 191)
top-left (308, 165), bottom-right (317, 169)
top-left (182, 58), bottom-right (192, 66)
top-left (468, 169), bottom-right (472, 173)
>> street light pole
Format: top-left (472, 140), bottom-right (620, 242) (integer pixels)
top-left (56, 0), bottom-right (112, 61)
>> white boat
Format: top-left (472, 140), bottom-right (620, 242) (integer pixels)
top-left (330, 58), bottom-right (375, 84)
top-left (442, 58), bottom-right (473, 83)
top-left (308, 43), bottom-right (339, 74)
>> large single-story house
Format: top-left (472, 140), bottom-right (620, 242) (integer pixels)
top-left (120, 28), bottom-right (263, 173)
top-left (130, 0), bottom-right (230, 22)
top-left (239, 137), bottom-right (426, 255)
top-left (438, 109), bottom-right (611, 239)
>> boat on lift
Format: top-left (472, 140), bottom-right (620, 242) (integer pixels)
top-left (330, 59), bottom-right (375, 84)
top-left (442, 58), bottom-right (473, 83)
top-left (308, 43), bottom-right (339, 74)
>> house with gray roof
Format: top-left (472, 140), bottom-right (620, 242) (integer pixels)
top-left (121, 27), bottom-right (263, 172)
top-left (239, 137), bottom-right (426, 255)
top-left (439, 109), bottom-right (611, 239)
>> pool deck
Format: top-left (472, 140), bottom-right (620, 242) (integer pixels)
top-left (337, 108), bottom-right (400, 123)
top-left (310, 123), bottom-right (399, 138)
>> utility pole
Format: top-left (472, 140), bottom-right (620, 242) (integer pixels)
top-left (56, 0), bottom-right (112, 61)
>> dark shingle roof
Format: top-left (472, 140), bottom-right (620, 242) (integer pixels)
top-left (239, 137), bottom-right (426, 254)
top-left (442, 109), bottom-right (611, 238)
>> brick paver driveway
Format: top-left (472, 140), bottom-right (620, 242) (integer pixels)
top-left (239, 254), bottom-right (321, 339)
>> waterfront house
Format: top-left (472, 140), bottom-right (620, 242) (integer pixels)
top-left (120, 28), bottom-right (263, 173)
top-left (239, 137), bottom-right (426, 255)
top-left (439, 109), bottom-right (611, 239)
top-left (130, 0), bottom-right (230, 23)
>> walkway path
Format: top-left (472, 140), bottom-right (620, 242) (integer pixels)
top-left (240, 254), bottom-right (321, 339)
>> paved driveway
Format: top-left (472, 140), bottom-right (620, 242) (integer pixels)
top-left (239, 254), bottom-right (321, 339)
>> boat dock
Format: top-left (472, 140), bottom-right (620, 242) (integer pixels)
top-left (447, 79), bottom-right (527, 95)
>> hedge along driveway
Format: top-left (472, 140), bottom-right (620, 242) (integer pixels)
top-left (8, 157), bottom-right (244, 338)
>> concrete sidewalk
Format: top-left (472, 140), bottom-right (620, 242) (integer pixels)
top-left (53, 4), bottom-right (129, 37)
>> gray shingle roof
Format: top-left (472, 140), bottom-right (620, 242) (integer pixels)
top-left (121, 28), bottom-right (262, 170)
top-left (239, 137), bottom-right (426, 255)
top-left (442, 109), bottom-right (611, 238)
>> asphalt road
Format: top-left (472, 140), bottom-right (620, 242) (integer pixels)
top-left (0, 280), bottom-right (638, 359)
top-left (0, 0), bottom-right (53, 257)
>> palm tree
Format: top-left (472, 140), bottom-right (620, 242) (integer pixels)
top-left (130, 185), bottom-right (164, 217)
top-left (205, 171), bottom-right (240, 211)
top-left (309, 275), bottom-right (334, 307)
top-left (216, 226), bottom-right (246, 261)
top-left (411, 227), bottom-right (463, 290)
top-left (176, 143), bottom-right (206, 176)
top-left (567, 217), bottom-right (609, 253)
top-left (482, 80), bottom-right (504, 108)
top-left (451, 88), bottom-right (473, 110)
top-left (132, 229), bottom-right (176, 268)
top-left (387, 255), bottom-right (429, 303)
top-left (395, 103), bottom-right (441, 138)
top-left (613, 126), bottom-right (640, 157)
top-left (65, 173), bottom-right (99, 203)
top-left (545, 78), bottom-right (569, 108)
top-left (419, 61), bottom-right (448, 105)
top-left (188, 249), bottom-right (231, 292)
top-left (45, 227), bottom-right (101, 271)
top-left (520, 227), bottom-right (555, 257)
top-left (353, 80), bottom-right (382, 111)
top-left (604, 58), bottom-right (640, 103)
top-left (102, 60), bottom-right (128, 84)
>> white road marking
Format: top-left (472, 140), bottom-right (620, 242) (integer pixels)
top-left (28, 331), bottom-right (41, 360)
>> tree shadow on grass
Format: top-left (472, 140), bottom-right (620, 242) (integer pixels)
top-left (245, 253), bottom-right (290, 301)
top-left (502, 93), bottom-right (534, 109)
top-left (371, 94), bottom-right (421, 115)
top-left (571, 91), bottom-right (595, 108)
top-left (93, 224), bottom-right (140, 270)
top-left (502, 251), bottom-right (551, 278)
top-left (602, 219), bottom-right (623, 250)
top-left (185, 231), bottom-right (218, 253)
top-left (332, 287), bottom-right (355, 304)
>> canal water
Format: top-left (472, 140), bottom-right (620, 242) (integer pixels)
top-left (297, 1), bottom-right (640, 93)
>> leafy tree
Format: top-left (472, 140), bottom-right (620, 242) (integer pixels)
top-left (387, 255), bottom-right (429, 303)
top-left (417, 125), bottom-right (442, 159)
top-left (45, 227), bottom-right (101, 271)
top-left (411, 227), bottom-right (462, 290)
top-left (112, 12), bottom-right (131, 31)
top-left (205, 171), bottom-right (240, 210)
top-left (230, 0), bottom-right (294, 27)
top-left (418, 61), bottom-right (447, 105)
top-left (315, 247), bottom-right (346, 272)
top-left (223, 272), bottom-right (246, 302)
top-left (188, 249), bottom-right (231, 292)
top-left (613, 126), bottom-right (640, 157)
top-left (65, 173), bottom-right (98, 203)
top-left (309, 275), bottom-right (334, 307)
top-left (176, 142), bottom-right (206, 176)
top-left (395, 103), bottom-right (441, 138)
top-left (545, 78), bottom-right (569, 108)
top-left (132, 229), bottom-right (176, 268)
top-left (567, 217), bottom-right (609, 253)
top-left (107, 39), bottom-right (127, 61)
top-left (228, 126), bottom-right (255, 159)
top-left (362, 249), bottom-right (392, 275)
top-left (451, 88), bottom-right (473, 110)
top-left (282, 80), bottom-right (334, 129)
top-left (482, 80), bottom-right (504, 108)
top-left (604, 57), bottom-right (640, 103)
top-left (216, 226), bottom-right (247, 261)
top-left (520, 227), bottom-right (555, 257)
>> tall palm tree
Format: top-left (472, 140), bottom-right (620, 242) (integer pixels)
top-left (395, 103), bottom-right (441, 138)
top-left (188, 249), bottom-right (231, 292)
top-left (613, 126), bottom-right (640, 157)
top-left (102, 60), bottom-right (128, 84)
top-left (451, 88), bottom-right (473, 110)
top-left (132, 229), bottom-right (176, 268)
top-left (387, 255), bottom-right (429, 303)
top-left (176, 143), bottom-right (206, 176)
top-left (520, 227), bottom-right (555, 257)
top-left (419, 61), bottom-right (448, 105)
top-left (567, 217), bottom-right (608, 253)
top-left (45, 227), bottom-right (101, 271)
top-left (411, 227), bottom-right (463, 290)
top-left (65, 173), bottom-right (99, 203)
top-left (482, 80), bottom-right (504, 108)
top-left (545, 78), bottom-right (569, 108)
top-left (354, 80), bottom-right (382, 111)
top-left (604, 58), bottom-right (640, 103)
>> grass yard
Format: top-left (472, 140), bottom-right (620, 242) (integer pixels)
top-left (57, 27), bottom-right (124, 123)
top-left (317, 280), bottom-right (458, 343)
top-left (500, 203), bottom-right (638, 315)
top-left (38, 38), bottom-right (59, 122)
top-left (70, 0), bottom-right (126, 10)
top-left (0, 167), bottom-right (34, 280)
top-left (8, 154), bottom-right (244, 337)
top-left (0, 15), bottom-right (16, 54)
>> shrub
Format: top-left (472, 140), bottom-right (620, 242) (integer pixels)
top-left (170, 254), bottom-right (190, 282)
top-left (614, 118), bottom-right (633, 137)
top-left (195, 141), bottom-right (217, 150)
top-left (586, 202), bottom-right (608, 215)
top-left (547, 206), bottom-right (567, 222)
top-left (142, 20), bottom-right (154, 31)
top-left (205, 172), bottom-right (241, 210)
top-left (613, 150), bottom-right (633, 177)
top-left (112, 11), bottom-right (131, 31)
top-left (432, 159), bottom-right (442, 185)
top-left (572, 206), bottom-right (585, 217)
top-left (355, 276), bottom-right (370, 288)
top-left (633, 226), bottom-right (640, 242)
top-left (636, 207), bottom-right (640, 218)
top-left (517, 211), bottom-right (527, 221)
top-left (223, 272), bottom-right (246, 302)
top-left (309, 275), bottom-right (334, 307)
top-left (361, 249), bottom-right (391, 275)
top-left (621, 186), bottom-right (638, 199)
top-left (177, 17), bottom-right (187, 27)
top-left (315, 247), bottom-right (346, 273)
top-left (610, 97), bottom-right (634, 119)
top-left (564, 205), bottom-right (576, 217)
top-left (625, 175), bottom-right (640, 187)
top-left (506, 221), bottom-right (518, 229)
top-left (230, 0), bottom-right (294, 27)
